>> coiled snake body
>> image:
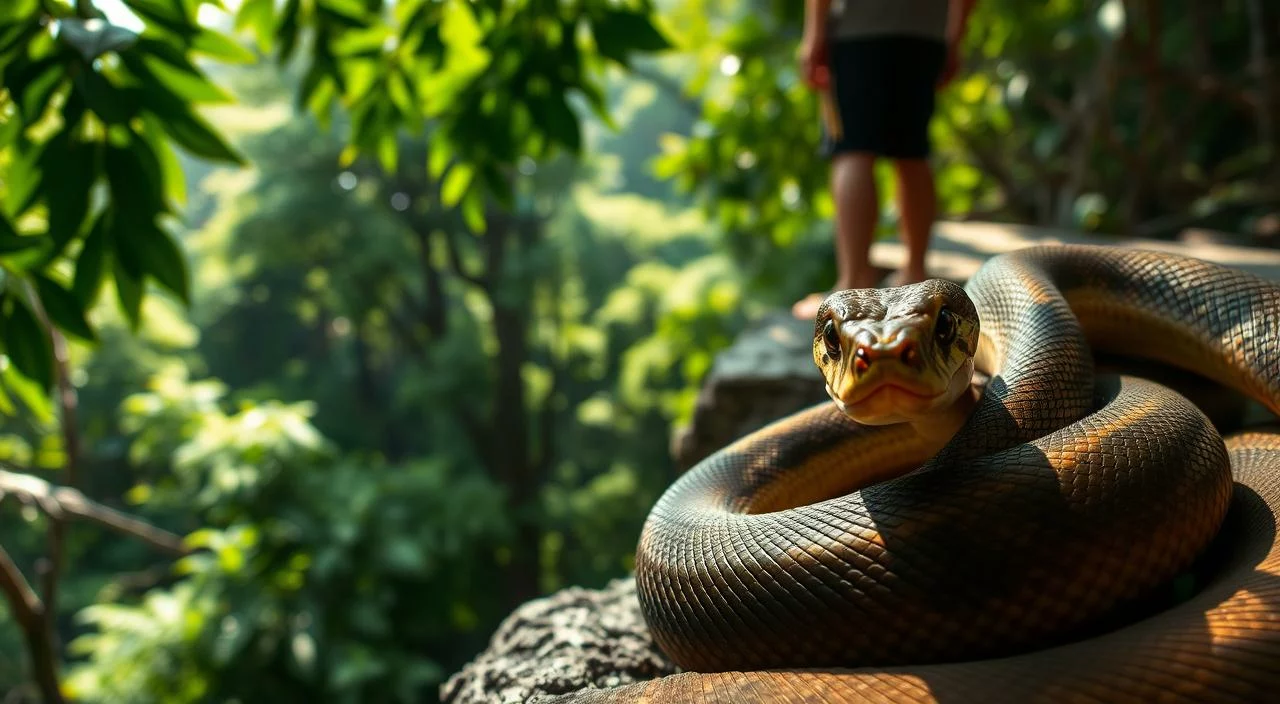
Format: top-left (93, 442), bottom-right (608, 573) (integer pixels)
top-left (576, 245), bottom-right (1280, 702)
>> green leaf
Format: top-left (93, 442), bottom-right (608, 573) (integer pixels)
top-left (330, 26), bottom-right (388, 59)
top-left (122, 0), bottom-right (195, 36)
top-left (577, 81), bottom-right (615, 129)
top-left (112, 256), bottom-right (143, 330)
top-left (105, 141), bottom-right (166, 219)
top-left (57, 18), bottom-right (139, 61)
top-left (107, 181), bottom-right (188, 304)
top-left (161, 109), bottom-right (242, 163)
top-left (234, 0), bottom-right (275, 51)
top-left (533, 93), bottom-right (581, 153)
top-left (0, 377), bottom-right (15, 416)
top-left (3, 139), bottom-right (43, 216)
top-left (191, 28), bottom-right (255, 63)
top-left (0, 20), bottom-right (40, 59)
top-left (72, 214), bottom-right (109, 306)
top-left (276, 0), bottom-right (302, 63)
top-left (592, 9), bottom-right (671, 65)
top-left (440, 162), bottom-right (473, 207)
top-left (480, 163), bottom-right (512, 209)
top-left (34, 274), bottom-right (95, 342)
top-left (124, 37), bottom-right (234, 103)
top-left (297, 51), bottom-right (336, 112)
top-left (0, 216), bottom-right (40, 254)
top-left (377, 132), bottom-right (398, 174)
top-left (128, 51), bottom-right (232, 103)
top-left (387, 68), bottom-right (418, 120)
top-left (318, 0), bottom-right (367, 23)
top-left (0, 364), bottom-right (52, 424)
top-left (59, 83), bottom-right (88, 130)
top-left (134, 85), bottom-right (243, 164)
top-left (2, 294), bottom-right (53, 390)
top-left (460, 189), bottom-right (485, 233)
top-left (17, 58), bottom-right (64, 123)
top-left (40, 131), bottom-right (98, 255)
top-left (428, 138), bottom-right (452, 179)
top-left (139, 115), bottom-right (186, 207)
top-left (74, 68), bottom-right (140, 124)
top-left (108, 209), bottom-right (146, 281)
top-left (133, 226), bottom-right (189, 303)
top-left (0, 0), bottom-right (38, 24)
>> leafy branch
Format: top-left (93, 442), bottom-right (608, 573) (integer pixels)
top-left (0, 467), bottom-right (189, 557)
top-left (0, 277), bottom-right (188, 702)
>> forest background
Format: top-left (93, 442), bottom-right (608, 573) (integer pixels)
top-left (0, 0), bottom-right (1276, 701)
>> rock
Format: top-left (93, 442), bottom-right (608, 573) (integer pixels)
top-left (439, 578), bottom-right (672, 704)
top-left (1176, 227), bottom-right (1255, 249)
top-left (670, 311), bottom-right (829, 471)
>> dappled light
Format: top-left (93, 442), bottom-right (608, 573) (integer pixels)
top-left (0, 0), bottom-right (1277, 702)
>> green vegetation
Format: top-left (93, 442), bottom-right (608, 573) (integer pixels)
top-left (0, 0), bottom-right (1275, 701)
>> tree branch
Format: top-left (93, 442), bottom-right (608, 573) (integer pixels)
top-left (1119, 63), bottom-right (1259, 113)
top-left (442, 227), bottom-right (486, 287)
top-left (412, 228), bottom-right (448, 337)
top-left (0, 544), bottom-right (62, 704)
top-left (383, 302), bottom-right (430, 357)
top-left (18, 280), bottom-right (80, 688)
top-left (41, 323), bottom-right (79, 648)
top-left (0, 544), bottom-right (41, 626)
top-left (0, 467), bottom-right (189, 557)
top-left (945, 124), bottom-right (1043, 222)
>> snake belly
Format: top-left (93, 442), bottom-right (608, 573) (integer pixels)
top-left (578, 245), bottom-right (1280, 702)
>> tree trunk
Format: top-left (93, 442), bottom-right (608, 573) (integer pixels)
top-left (483, 215), bottom-right (543, 607)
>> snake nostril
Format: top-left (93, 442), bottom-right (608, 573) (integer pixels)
top-left (854, 346), bottom-right (870, 374)
top-left (900, 341), bottom-right (917, 366)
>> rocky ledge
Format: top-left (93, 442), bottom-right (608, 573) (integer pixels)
top-left (439, 578), bottom-right (669, 704)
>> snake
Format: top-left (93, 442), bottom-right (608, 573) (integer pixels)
top-left (568, 244), bottom-right (1280, 702)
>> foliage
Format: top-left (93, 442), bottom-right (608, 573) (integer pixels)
top-left (0, 0), bottom-right (673, 385)
top-left (1, 0), bottom-right (677, 699)
top-left (66, 368), bottom-right (511, 703)
top-left (654, 0), bottom-right (1280, 291)
top-left (0, 0), bottom-right (1275, 700)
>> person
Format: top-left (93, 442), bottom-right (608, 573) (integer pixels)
top-left (791, 0), bottom-right (977, 320)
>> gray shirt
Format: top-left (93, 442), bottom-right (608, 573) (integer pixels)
top-left (830, 0), bottom-right (950, 41)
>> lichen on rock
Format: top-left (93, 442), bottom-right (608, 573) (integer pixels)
top-left (439, 578), bottom-right (672, 704)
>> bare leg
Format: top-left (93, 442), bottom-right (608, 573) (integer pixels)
top-left (792, 152), bottom-right (879, 319)
top-left (889, 158), bottom-right (936, 285)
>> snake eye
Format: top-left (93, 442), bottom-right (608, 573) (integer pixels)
top-left (935, 307), bottom-right (957, 345)
top-left (822, 319), bottom-right (841, 360)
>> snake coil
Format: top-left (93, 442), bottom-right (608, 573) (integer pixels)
top-left (574, 245), bottom-right (1280, 703)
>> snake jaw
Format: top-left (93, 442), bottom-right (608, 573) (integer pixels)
top-left (829, 358), bottom-right (974, 426)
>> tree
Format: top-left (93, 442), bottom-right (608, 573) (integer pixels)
top-left (1, 0), bottom-right (671, 697)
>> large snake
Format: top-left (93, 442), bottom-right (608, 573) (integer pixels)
top-left (571, 245), bottom-right (1280, 702)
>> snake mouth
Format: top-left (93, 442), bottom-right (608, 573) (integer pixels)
top-left (852, 384), bottom-right (942, 409)
top-left (846, 377), bottom-right (941, 406)
top-left (831, 360), bottom-right (974, 426)
top-left (835, 379), bottom-right (946, 420)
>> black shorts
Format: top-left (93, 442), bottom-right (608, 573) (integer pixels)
top-left (822, 35), bottom-right (947, 160)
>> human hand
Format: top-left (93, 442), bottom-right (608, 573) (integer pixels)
top-left (798, 35), bottom-right (830, 91)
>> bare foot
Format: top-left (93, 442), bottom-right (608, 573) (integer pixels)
top-left (792, 269), bottom-right (881, 321)
top-left (791, 292), bottom-right (827, 321)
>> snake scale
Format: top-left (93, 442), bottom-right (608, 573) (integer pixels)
top-left (570, 245), bottom-right (1280, 702)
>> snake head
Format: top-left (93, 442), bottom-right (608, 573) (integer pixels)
top-left (813, 280), bottom-right (980, 426)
